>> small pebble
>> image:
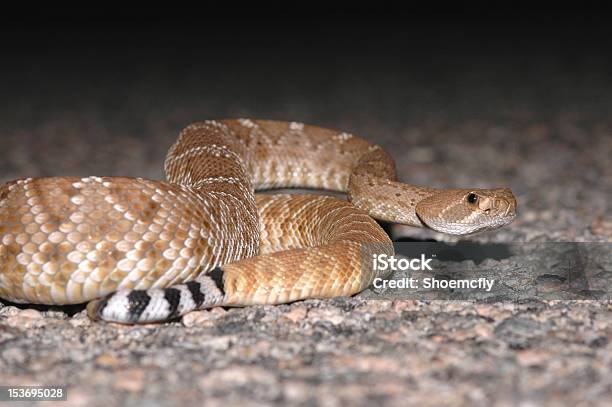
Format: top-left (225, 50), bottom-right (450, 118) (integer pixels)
top-left (5, 309), bottom-right (43, 329)
top-left (282, 306), bottom-right (308, 323)
top-left (591, 216), bottom-right (612, 238)
top-left (113, 369), bottom-right (146, 393)
top-left (95, 353), bottom-right (122, 368)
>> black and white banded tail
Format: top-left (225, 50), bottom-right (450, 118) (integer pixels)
top-left (87, 268), bottom-right (226, 323)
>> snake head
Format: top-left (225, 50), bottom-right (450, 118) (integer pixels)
top-left (415, 188), bottom-right (517, 235)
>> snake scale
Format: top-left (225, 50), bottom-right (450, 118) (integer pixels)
top-left (0, 120), bottom-right (517, 323)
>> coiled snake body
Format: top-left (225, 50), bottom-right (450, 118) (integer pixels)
top-left (0, 120), bottom-right (517, 323)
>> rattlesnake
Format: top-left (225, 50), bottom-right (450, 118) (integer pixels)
top-left (0, 120), bottom-right (517, 323)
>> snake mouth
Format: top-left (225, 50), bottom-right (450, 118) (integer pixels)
top-left (414, 213), bottom-right (475, 235)
top-left (416, 211), bottom-right (517, 235)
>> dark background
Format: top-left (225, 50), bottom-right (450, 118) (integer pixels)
top-left (2, 13), bottom-right (611, 128)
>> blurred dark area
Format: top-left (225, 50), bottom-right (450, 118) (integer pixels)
top-left (2, 13), bottom-right (611, 125)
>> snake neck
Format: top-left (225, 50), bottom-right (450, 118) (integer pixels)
top-left (347, 174), bottom-right (439, 226)
top-left (345, 144), bottom-right (439, 227)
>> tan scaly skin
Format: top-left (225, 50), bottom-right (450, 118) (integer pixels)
top-left (0, 120), bottom-right (517, 323)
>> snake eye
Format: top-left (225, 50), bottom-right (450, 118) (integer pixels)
top-left (467, 193), bottom-right (478, 204)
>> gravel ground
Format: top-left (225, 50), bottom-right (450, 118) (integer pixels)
top-left (0, 21), bottom-right (611, 406)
